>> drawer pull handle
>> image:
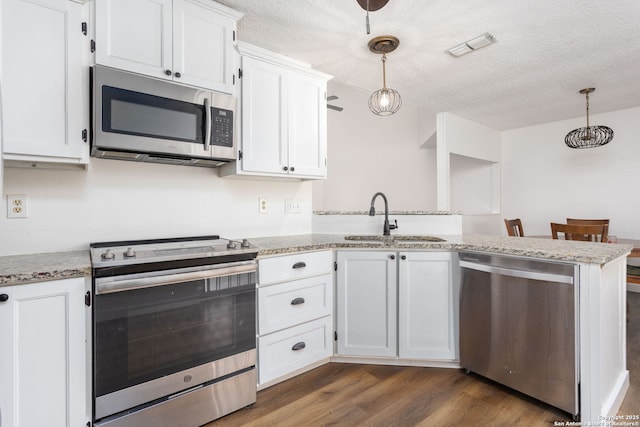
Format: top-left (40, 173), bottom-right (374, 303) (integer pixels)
top-left (291, 342), bottom-right (306, 351)
top-left (292, 262), bottom-right (307, 269)
top-left (291, 297), bottom-right (305, 305)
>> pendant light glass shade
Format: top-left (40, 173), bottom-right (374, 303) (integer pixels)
top-left (565, 88), bottom-right (613, 149)
top-left (369, 57), bottom-right (402, 115)
top-left (368, 38), bottom-right (402, 116)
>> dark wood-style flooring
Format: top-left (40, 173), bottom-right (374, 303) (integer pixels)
top-left (208, 292), bottom-right (640, 427)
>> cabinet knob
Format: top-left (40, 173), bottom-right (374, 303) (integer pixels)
top-left (174, 72), bottom-right (181, 78)
top-left (165, 69), bottom-right (172, 76)
top-left (390, 255), bottom-right (396, 260)
top-left (283, 166), bottom-right (288, 171)
top-left (290, 166), bottom-right (295, 172)
top-left (401, 255), bottom-right (407, 260)
top-left (0, 294), bottom-right (8, 302)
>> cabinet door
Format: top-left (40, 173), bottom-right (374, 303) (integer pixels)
top-left (240, 56), bottom-right (288, 174)
top-left (95, 0), bottom-right (173, 80)
top-left (336, 251), bottom-right (397, 357)
top-left (398, 252), bottom-right (457, 360)
top-left (173, 0), bottom-right (236, 93)
top-left (287, 72), bottom-right (327, 177)
top-left (2, 0), bottom-right (89, 163)
top-left (0, 278), bottom-right (89, 427)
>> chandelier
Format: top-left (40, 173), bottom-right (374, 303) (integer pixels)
top-left (368, 35), bottom-right (402, 116)
top-left (565, 88), bottom-right (614, 149)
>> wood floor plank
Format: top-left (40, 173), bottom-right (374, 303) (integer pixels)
top-left (207, 292), bottom-right (640, 426)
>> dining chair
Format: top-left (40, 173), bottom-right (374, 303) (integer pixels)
top-left (504, 218), bottom-right (524, 237)
top-left (550, 222), bottom-right (609, 242)
top-left (566, 218), bottom-right (610, 226)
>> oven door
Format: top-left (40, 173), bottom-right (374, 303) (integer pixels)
top-left (93, 260), bottom-right (256, 421)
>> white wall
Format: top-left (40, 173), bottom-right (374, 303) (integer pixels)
top-left (0, 159), bottom-right (312, 256)
top-left (436, 112), bottom-right (502, 234)
top-left (502, 106), bottom-right (640, 239)
top-left (312, 81), bottom-right (438, 212)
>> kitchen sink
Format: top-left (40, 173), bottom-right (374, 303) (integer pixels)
top-left (344, 235), bottom-right (446, 242)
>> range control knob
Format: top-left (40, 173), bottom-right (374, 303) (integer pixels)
top-left (101, 249), bottom-right (115, 260)
top-left (226, 240), bottom-right (237, 250)
top-left (241, 239), bottom-right (251, 248)
top-left (124, 247), bottom-right (136, 258)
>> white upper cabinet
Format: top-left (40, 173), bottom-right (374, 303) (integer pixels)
top-left (1, 0), bottom-right (90, 167)
top-left (220, 42), bottom-right (331, 180)
top-left (95, 0), bottom-right (242, 94)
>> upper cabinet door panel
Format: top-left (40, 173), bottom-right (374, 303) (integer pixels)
top-left (173, 0), bottom-right (236, 93)
top-left (95, 0), bottom-right (173, 80)
top-left (2, 0), bottom-right (88, 162)
top-left (288, 73), bottom-right (326, 177)
top-left (240, 56), bottom-right (287, 174)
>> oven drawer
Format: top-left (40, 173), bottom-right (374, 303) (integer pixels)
top-left (258, 250), bottom-right (332, 285)
top-left (258, 316), bottom-right (332, 385)
top-left (258, 273), bottom-right (332, 335)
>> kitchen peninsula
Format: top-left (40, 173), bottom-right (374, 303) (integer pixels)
top-left (0, 233), bottom-right (631, 424)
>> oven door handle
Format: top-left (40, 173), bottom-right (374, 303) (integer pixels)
top-left (95, 261), bottom-right (256, 295)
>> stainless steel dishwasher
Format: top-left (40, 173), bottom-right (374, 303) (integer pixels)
top-left (459, 251), bottom-right (579, 418)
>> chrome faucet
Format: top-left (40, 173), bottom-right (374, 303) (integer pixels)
top-left (369, 192), bottom-right (398, 236)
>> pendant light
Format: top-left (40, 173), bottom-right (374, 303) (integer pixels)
top-left (565, 88), bottom-right (614, 149)
top-left (368, 35), bottom-right (402, 116)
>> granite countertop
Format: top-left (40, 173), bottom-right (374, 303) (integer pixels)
top-left (0, 234), bottom-right (632, 287)
top-left (0, 250), bottom-right (91, 287)
top-left (249, 233), bottom-right (632, 265)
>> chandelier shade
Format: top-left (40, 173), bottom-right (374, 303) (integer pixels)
top-left (565, 88), bottom-right (613, 149)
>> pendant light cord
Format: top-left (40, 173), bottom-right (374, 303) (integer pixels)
top-left (585, 91), bottom-right (590, 129)
top-left (366, 0), bottom-right (370, 34)
top-left (381, 53), bottom-right (387, 89)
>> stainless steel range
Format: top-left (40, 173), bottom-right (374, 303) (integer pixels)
top-left (89, 235), bottom-right (258, 427)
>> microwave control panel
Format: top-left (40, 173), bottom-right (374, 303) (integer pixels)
top-left (211, 107), bottom-right (234, 147)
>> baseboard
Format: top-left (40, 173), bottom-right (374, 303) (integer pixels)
top-left (600, 370), bottom-right (630, 419)
top-left (330, 355), bottom-right (460, 369)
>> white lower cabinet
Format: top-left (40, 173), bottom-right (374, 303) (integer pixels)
top-left (336, 250), bottom-right (458, 361)
top-left (257, 251), bottom-right (333, 387)
top-left (0, 277), bottom-right (90, 427)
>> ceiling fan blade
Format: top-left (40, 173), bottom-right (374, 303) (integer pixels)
top-left (327, 95), bottom-right (339, 101)
top-left (327, 104), bottom-right (344, 112)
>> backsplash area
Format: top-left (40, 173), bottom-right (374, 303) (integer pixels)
top-left (0, 159), bottom-right (312, 256)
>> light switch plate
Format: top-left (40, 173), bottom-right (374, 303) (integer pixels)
top-left (285, 199), bottom-right (302, 213)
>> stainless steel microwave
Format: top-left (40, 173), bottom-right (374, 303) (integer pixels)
top-left (91, 66), bottom-right (236, 168)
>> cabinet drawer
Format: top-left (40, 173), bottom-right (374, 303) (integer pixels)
top-left (258, 316), bottom-right (332, 385)
top-left (258, 251), bottom-right (332, 285)
top-left (258, 274), bottom-right (332, 335)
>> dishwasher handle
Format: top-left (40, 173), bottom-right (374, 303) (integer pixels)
top-left (459, 260), bottom-right (574, 284)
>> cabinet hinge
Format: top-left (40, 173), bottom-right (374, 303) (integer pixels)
top-left (233, 74), bottom-right (235, 85)
top-left (238, 150), bottom-right (243, 160)
top-left (233, 30), bottom-right (236, 42)
top-left (82, 129), bottom-right (88, 143)
top-left (81, 22), bottom-right (87, 36)
top-left (333, 261), bottom-right (337, 271)
top-left (86, 421), bottom-right (92, 427)
top-left (90, 39), bottom-right (96, 53)
top-left (85, 291), bottom-right (91, 307)
top-left (238, 68), bottom-right (243, 79)
top-left (334, 331), bottom-right (338, 341)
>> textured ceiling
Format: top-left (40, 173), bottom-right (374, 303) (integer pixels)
top-left (215, 0), bottom-right (640, 130)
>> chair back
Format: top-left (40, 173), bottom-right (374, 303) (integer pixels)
top-left (566, 218), bottom-right (610, 226)
top-left (551, 222), bottom-right (609, 242)
top-left (504, 218), bottom-right (524, 237)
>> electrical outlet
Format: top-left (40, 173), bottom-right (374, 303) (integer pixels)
top-left (7, 194), bottom-right (28, 219)
top-left (259, 197), bottom-right (268, 213)
top-left (285, 199), bottom-right (302, 213)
